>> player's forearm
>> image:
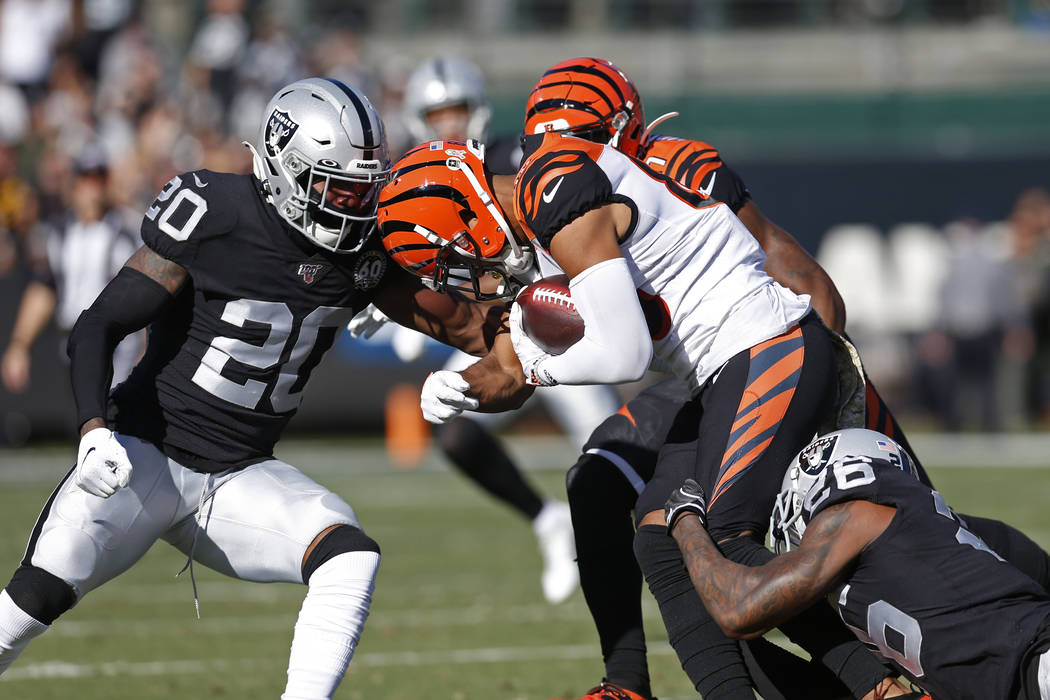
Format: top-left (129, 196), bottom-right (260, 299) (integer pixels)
top-left (540, 258), bottom-right (651, 384)
top-left (68, 267), bottom-right (173, 430)
top-left (671, 516), bottom-right (825, 638)
top-left (459, 342), bottom-right (534, 412)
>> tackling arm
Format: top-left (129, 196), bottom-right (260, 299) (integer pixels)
top-left (736, 201), bottom-right (847, 335)
top-left (372, 264), bottom-right (504, 357)
top-left (67, 245), bottom-right (185, 434)
top-left (669, 502), bottom-right (882, 638)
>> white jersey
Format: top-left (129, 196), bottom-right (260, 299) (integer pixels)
top-left (514, 133), bottom-right (811, 394)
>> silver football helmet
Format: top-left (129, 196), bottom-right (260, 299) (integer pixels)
top-left (246, 78), bottom-right (390, 253)
top-left (770, 429), bottom-right (917, 554)
top-left (403, 56), bottom-right (491, 143)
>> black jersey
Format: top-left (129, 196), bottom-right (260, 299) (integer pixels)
top-left (109, 171), bottom-right (393, 472)
top-left (805, 459), bottom-right (1050, 700)
top-left (486, 134), bottom-right (524, 176)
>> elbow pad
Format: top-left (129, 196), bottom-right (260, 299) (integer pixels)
top-left (540, 257), bottom-right (652, 385)
top-left (68, 267), bottom-right (173, 427)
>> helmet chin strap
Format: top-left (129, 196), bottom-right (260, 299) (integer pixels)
top-left (449, 155), bottom-right (534, 280)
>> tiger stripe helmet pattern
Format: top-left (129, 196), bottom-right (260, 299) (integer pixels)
top-left (377, 139), bottom-right (532, 300)
top-left (524, 57), bottom-right (646, 158)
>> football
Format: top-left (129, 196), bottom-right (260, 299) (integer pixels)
top-left (517, 274), bottom-right (585, 355)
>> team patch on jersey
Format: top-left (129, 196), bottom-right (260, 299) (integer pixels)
top-left (265, 109), bottom-right (299, 157)
top-left (797, 434), bottom-right (840, 474)
top-left (353, 249), bottom-right (387, 290)
top-left (295, 262), bottom-right (329, 285)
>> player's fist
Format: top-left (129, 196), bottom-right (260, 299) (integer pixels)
top-left (665, 478), bottom-right (708, 531)
top-left (76, 428), bottom-right (132, 498)
top-left (420, 371), bottom-right (479, 424)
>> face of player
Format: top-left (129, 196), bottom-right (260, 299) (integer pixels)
top-left (424, 103), bottom-right (472, 141)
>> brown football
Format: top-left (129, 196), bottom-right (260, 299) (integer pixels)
top-left (517, 275), bottom-right (585, 355)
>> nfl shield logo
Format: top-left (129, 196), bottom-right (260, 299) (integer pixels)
top-left (297, 263), bottom-right (325, 285)
top-left (265, 109), bottom-right (299, 157)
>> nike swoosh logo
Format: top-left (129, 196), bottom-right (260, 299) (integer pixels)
top-left (193, 173), bottom-right (209, 188)
top-left (697, 171), bottom-right (717, 197)
top-left (541, 177), bottom-right (564, 203)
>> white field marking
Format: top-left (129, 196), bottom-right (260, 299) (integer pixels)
top-left (49, 602), bottom-right (598, 637)
top-left (1, 643), bottom-right (683, 681)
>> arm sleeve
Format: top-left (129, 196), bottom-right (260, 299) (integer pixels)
top-left (67, 267), bottom-right (174, 429)
top-left (537, 257), bottom-right (652, 385)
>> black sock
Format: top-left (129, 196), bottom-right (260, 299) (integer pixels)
top-left (962, 513), bottom-right (1050, 591)
top-left (634, 525), bottom-right (756, 699)
top-left (568, 453), bottom-right (650, 696)
top-left (719, 536), bottom-right (891, 700)
top-left (435, 417), bottom-right (545, 520)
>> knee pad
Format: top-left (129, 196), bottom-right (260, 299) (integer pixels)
top-left (5, 565), bottom-right (76, 625)
top-left (302, 525), bottom-right (380, 583)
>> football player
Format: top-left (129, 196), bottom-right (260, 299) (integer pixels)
top-left (0, 78), bottom-right (499, 698)
top-left (515, 57), bottom-right (1049, 700)
top-left (354, 55), bottom-right (621, 604)
top-left (665, 428), bottom-right (1050, 700)
top-left (375, 135), bottom-right (916, 700)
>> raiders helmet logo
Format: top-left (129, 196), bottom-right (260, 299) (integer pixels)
top-left (353, 249), bottom-right (387, 290)
top-left (798, 435), bottom-right (840, 475)
top-left (265, 109), bottom-right (299, 158)
top-left (295, 262), bottom-right (328, 285)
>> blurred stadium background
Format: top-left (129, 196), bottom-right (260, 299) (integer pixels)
top-left (1, 1), bottom-right (1049, 698)
top-left (2, 0), bottom-right (1050, 442)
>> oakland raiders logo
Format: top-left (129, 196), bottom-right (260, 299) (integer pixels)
top-left (797, 435), bottom-right (840, 475)
top-left (353, 249), bottom-right (387, 291)
top-left (296, 262), bottom-right (328, 285)
top-left (265, 109), bottom-right (299, 157)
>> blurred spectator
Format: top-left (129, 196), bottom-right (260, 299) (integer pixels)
top-left (1006, 187), bottom-right (1050, 426)
top-left (919, 218), bottom-right (1027, 432)
top-left (0, 0), bottom-right (72, 102)
top-left (1, 145), bottom-right (141, 394)
top-left (187, 0), bottom-right (250, 118)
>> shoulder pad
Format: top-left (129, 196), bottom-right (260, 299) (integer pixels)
top-left (140, 171), bottom-right (244, 266)
top-left (513, 134), bottom-right (612, 249)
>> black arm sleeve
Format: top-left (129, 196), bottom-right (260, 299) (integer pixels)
top-left (67, 267), bottom-right (174, 430)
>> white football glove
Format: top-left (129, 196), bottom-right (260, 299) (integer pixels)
top-left (420, 370), bottom-right (479, 424)
top-left (346, 304), bottom-right (390, 339)
top-left (508, 303), bottom-right (557, 386)
top-left (75, 427), bottom-right (132, 498)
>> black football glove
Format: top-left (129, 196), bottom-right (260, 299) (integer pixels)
top-left (665, 478), bottom-right (708, 531)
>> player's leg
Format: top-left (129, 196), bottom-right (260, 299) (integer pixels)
top-left (165, 459), bottom-right (378, 699)
top-left (0, 435), bottom-right (183, 673)
top-left (566, 379), bottom-right (689, 699)
top-left (635, 316), bottom-right (899, 699)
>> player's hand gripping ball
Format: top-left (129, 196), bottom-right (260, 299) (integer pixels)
top-left (515, 275), bottom-right (584, 355)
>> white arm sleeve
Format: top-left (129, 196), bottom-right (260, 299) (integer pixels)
top-left (537, 257), bottom-right (652, 385)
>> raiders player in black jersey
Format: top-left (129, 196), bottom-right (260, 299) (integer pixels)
top-left (666, 428), bottom-right (1050, 700)
top-left (0, 79), bottom-right (497, 698)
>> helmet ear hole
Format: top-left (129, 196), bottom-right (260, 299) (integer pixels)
top-left (458, 208), bottom-right (476, 227)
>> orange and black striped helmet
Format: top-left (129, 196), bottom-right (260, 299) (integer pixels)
top-left (524, 57), bottom-right (646, 158)
top-left (377, 139), bottom-right (533, 301)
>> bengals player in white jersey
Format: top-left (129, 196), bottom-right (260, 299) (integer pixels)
top-left (513, 57), bottom-right (1045, 700)
top-left (376, 134), bottom-right (917, 700)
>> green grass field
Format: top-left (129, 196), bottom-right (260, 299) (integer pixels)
top-left (0, 436), bottom-right (1047, 700)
